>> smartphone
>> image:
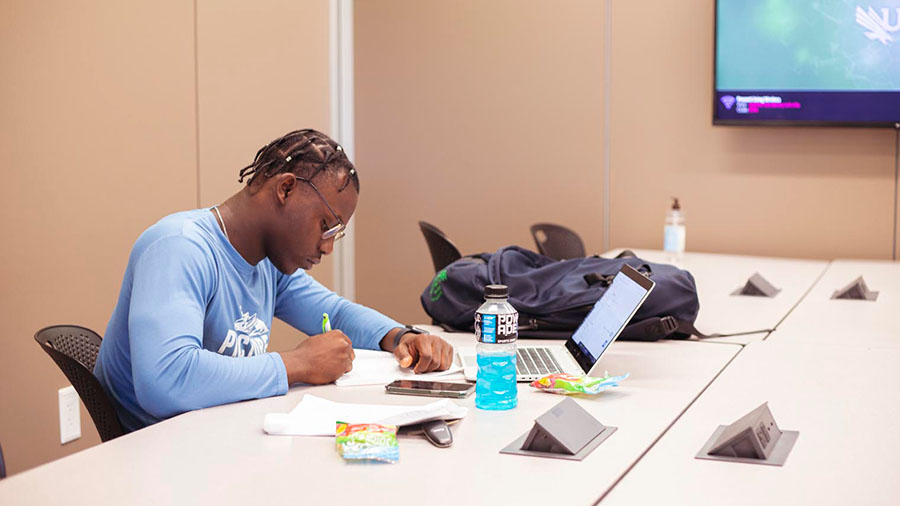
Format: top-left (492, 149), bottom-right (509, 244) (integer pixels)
top-left (385, 379), bottom-right (475, 398)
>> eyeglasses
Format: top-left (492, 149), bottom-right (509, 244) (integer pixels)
top-left (293, 176), bottom-right (346, 241)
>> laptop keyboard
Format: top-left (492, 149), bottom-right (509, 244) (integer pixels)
top-left (516, 347), bottom-right (563, 377)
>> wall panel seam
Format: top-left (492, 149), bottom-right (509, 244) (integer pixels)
top-left (193, 0), bottom-right (201, 208)
top-left (603, 0), bottom-right (611, 252)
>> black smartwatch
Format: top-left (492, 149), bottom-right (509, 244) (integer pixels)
top-left (392, 325), bottom-right (427, 349)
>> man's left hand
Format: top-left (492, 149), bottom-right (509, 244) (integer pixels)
top-left (394, 333), bottom-right (454, 373)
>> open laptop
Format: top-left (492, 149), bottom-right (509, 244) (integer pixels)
top-left (458, 263), bottom-right (655, 382)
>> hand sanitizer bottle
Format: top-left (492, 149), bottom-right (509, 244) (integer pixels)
top-left (664, 197), bottom-right (686, 263)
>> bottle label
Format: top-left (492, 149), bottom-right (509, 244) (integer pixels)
top-left (475, 312), bottom-right (518, 344)
top-left (663, 225), bottom-right (686, 253)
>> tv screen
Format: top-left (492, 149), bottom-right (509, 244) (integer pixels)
top-left (714, 0), bottom-right (900, 127)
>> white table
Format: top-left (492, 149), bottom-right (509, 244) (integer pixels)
top-left (770, 259), bottom-right (900, 348)
top-left (603, 249), bottom-right (829, 345)
top-left (0, 332), bottom-right (739, 506)
top-left (599, 341), bottom-right (900, 506)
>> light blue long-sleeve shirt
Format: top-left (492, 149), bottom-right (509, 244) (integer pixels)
top-left (94, 208), bottom-right (401, 432)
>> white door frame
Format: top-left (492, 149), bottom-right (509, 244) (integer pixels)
top-left (330, 0), bottom-right (356, 299)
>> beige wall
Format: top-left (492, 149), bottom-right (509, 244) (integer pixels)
top-left (0, 0), bottom-right (331, 475)
top-left (354, 0), bottom-right (607, 324)
top-left (354, 0), bottom-right (898, 330)
top-left (608, 1), bottom-right (897, 260)
top-left (195, 0), bottom-right (334, 351)
top-left (0, 0), bottom-right (197, 475)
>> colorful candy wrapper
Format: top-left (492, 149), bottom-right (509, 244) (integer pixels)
top-left (530, 372), bottom-right (629, 395)
top-left (335, 421), bottom-right (399, 463)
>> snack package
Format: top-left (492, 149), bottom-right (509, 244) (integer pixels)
top-left (335, 422), bottom-right (399, 463)
top-left (530, 372), bottom-right (629, 395)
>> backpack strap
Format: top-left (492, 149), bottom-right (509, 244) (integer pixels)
top-left (675, 320), bottom-right (772, 339)
top-left (619, 316), bottom-right (679, 342)
top-left (620, 317), bottom-right (772, 340)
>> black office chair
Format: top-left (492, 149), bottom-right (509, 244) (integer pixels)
top-left (418, 221), bottom-right (463, 272)
top-left (530, 223), bottom-right (586, 260)
top-left (0, 442), bottom-right (6, 479)
top-left (34, 325), bottom-right (125, 442)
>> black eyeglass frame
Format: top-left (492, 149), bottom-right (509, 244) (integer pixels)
top-left (293, 175), bottom-right (346, 241)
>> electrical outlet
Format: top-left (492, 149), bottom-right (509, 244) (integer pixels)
top-left (58, 386), bottom-right (81, 444)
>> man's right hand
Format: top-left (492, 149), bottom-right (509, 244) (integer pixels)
top-left (279, 330), bottom-right (355, 385)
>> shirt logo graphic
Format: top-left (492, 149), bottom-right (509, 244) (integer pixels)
top-left (217, 308), bottom-right (270, 357)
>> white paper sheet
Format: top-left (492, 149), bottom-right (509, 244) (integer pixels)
top-left (334, 349), bottom-right (464, 386)
top-left (262, 394), bottom-right (468, 436)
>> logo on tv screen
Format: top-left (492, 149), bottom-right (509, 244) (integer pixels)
top-left (856, 5), bottom-right (900, 45)
top-left (720, 95), bottom-right (736, 110)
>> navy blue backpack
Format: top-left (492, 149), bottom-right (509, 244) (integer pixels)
top-left (421, 246), bottom-right (702, 341)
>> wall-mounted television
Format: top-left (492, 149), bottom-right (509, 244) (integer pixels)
top-left (714, 0), bottom-right (900, 127)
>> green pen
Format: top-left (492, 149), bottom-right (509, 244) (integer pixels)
top-left (322, 312), bottom-right (332, 333)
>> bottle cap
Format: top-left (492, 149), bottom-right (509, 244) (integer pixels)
top-left (671, 197), bottom-right (681, 211)
top-left (484, 284), bottom-right (508, 299)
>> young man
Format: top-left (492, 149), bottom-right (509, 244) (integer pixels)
top-left (94, 129), bottom-right (454, 432)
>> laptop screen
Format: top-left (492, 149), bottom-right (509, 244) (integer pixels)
top-left (567, 266), bottom-right (654, 370)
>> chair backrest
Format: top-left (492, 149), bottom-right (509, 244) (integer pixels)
top-left (34, 325), bottom-right (125, 442)
top-left (530, 223), bottom-right (586, 260)
top-left (418, 221), bottom-right (463, 272)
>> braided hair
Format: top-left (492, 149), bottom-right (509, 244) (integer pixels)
top-left (238, 129), bottom-right (359, 193)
